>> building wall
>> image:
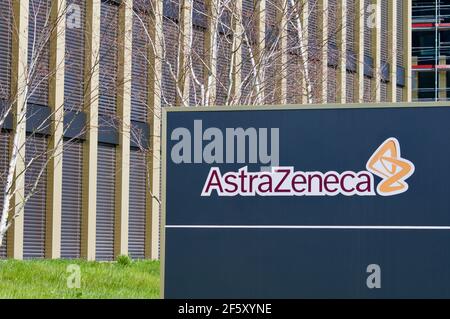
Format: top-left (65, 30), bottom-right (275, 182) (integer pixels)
top-left (0, 0), bottom-right (411, 260)
top-left (412, 0), bottom-right (450, 101)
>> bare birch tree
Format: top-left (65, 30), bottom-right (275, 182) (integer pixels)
top-left (127, 0), bottom-right (343, 109)
top-left (124, 0), bottom-right (389, 210)
top-left (0, 0), bottom-right (387, 250)
top-left (0, 0), bottom-right (123, 249)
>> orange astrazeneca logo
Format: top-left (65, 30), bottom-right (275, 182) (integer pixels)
top-left (201, 137), bottom-right (415, 197)
top-left (366, 138), bottom-right (415, 196)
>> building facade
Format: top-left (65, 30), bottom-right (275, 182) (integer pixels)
top-left (412, 0), bottom-right (450, 101)
top-left (0, 0), bottom-right (411, 261)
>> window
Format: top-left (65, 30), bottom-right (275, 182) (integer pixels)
top-left (413, 0), bottom-right (437, 22)
top-left (417, 71), bottom-right (437, 100)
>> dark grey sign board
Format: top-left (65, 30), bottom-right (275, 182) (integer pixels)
top-left (161, 103), bottom-right (450, 298)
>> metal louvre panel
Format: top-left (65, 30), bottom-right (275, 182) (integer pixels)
top-left (159, 147), bottom-right (162, 259)
top-left (189, 26), bottom-right (205, 106)
top-left (286, 26), bottom-right (296, 103)
top-left (28, 0), bottom-right (50, 107)
top-left (346, 0), bottom-right (355, 52)
top-left (346, 1), bottom-right (356, 104)
top-left (307, 1), bottom-right (321, 104)
top-left (381, 0), bottom-right (388, 63)
top-left (131, 12), bottom-right (148, 122)
top-left (128, 149), bottom-right (146, 259)
top-left (364, 76), bottom-right (372, 102)
top-left (0, 133), bottom-right (9, 258)
top-left (380, 81), bottom-right (388, 102)
top-left (216, 33), bottom-right (232, 106)
top-left (162, 18), bottom-right (178, 106)
top-left (0, 0), bottom-right (11, 101)
top-left (99, 1), bottom-right (119, 118)
top-left (189, 0), bottom-right (205, 105)
top-left (61, 140), bottom-right (83, 259)
top-left (346, 72), bottom-right (354, 103)
top-left (263, 1), bottom-right (277, 105)
top-left (264, 54), bottom-right (276, 105)
top-left (328, 0), bottom-right (337, 47)
top-left (96, 144), bottom-right (116, 261)
top-left (327, 67), bottom-right (337, 103)
top-left (24, 135), bottom-right (48, 259)
top-left (240, 0), bottom-right (253, 103)
top-left (242, 0), bottom-right (252, 18)
top-left (286, 52), bottom-right (300, 104)
top-left (397, 86), bottom-right (403, 102)
top-left (364, 0), bottom-right (371, 57)
top-left (397, 0), bottom-right (404, 66)
top-left (241, 41), bottom-right (252, 103)
top-left (308, 0), bottom-right (318, 54)
top-left (65, 0), bottom-right (85, 112)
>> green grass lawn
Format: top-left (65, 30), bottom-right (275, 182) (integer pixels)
top-left (0, 258), bottom-right (160, 299)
